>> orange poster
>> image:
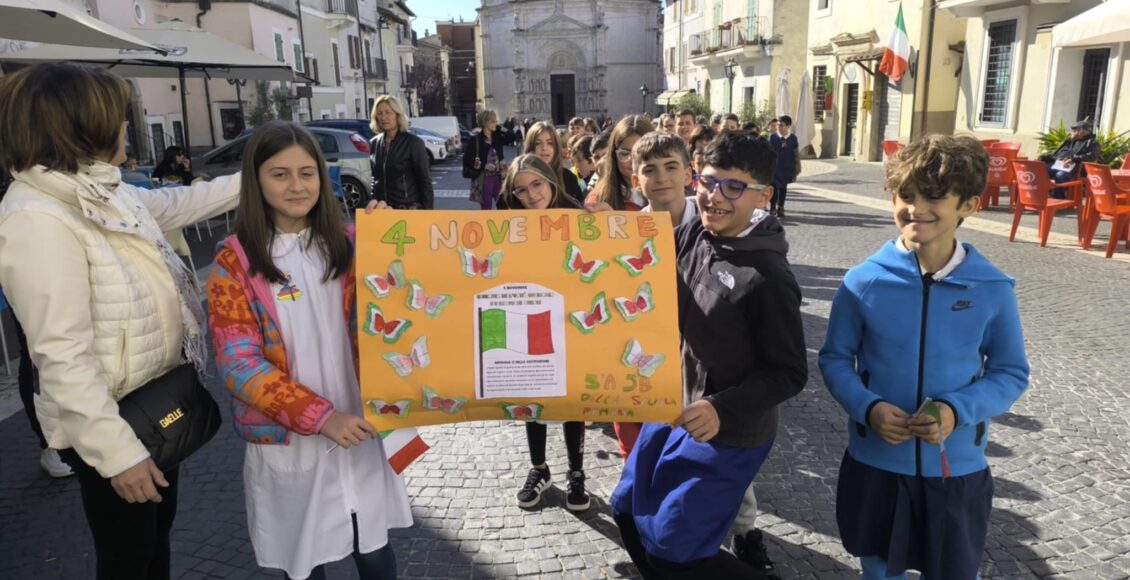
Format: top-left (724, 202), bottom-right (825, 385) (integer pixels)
top-left (355, 210), bottom-right (683, 430)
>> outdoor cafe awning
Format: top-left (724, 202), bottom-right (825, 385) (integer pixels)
top-left (1053, 0), bottom-right (1130, 48)
top-left (0, 0), bottom-right (162, 51)
top-left (655, 90), bottom-right (675, 105)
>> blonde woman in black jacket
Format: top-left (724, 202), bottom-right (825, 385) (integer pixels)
top-left (368, 95), bottom-right (433, 209)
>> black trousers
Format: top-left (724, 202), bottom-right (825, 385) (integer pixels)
top-left (771, 183), bottom-right (788, 210)
top-left (525, 421), bottom-right (585, 471)
top-left (13, 317), bottom-right (47, 449)
top-left (613, 512), bottom-right (769, 580)
top-left (60, 449), bottom-right (180, 580)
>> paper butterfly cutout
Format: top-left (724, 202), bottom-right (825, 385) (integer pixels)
top-left (364, 304), bottom-right (412, 343)
top-left (621, 339), bottom-right (666, 378)
top-left (421, 386), bottom-right (468, 414)
top-left (382, 336), bottom-right (431, 377)
top-left (563, 241), bottom-right (608, 283)
top-left (501, 403), bottom-right (544, 421)
top-left (459, 247), bottom-right (503, 278)
top-left (366, 399), bottom-right (411, 418)
top-left (364, 260), bottom-right (407, 298)
top-left (616, 238), bottom-right (659, 276)
top-left (614, 282), bottom-right (655, 322)
top-left (405, 279), bottom-right (454, 319)
top-left (569, 292), bottom-right (611, 334)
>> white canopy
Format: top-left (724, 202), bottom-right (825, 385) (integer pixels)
top-left (1053, 0), bottom-right (1130, 48)
top-left (793, 71), bottom-right (814, 153)
top-left (0, 0), bottom-right (161, 51)
top-left (0, 21), bottom-right (304, 81)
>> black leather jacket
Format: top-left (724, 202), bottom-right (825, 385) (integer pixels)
top-left (368, 131), bottom-right (434, 209)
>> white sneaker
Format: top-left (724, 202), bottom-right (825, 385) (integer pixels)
top-left (40, 449), bottom-right (74, 478)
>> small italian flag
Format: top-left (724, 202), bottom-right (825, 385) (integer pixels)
top-left (481, 309), bottom-right (555, 355)
top-left (380, 428), bottom-right (429, 474)
top-left (878, 3), bottom-right (910, 82)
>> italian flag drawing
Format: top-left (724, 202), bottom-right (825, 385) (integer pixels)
top-left (480, 309), bottom-right (555, 355)
top-left (878, 3), bottom-right (910, 81)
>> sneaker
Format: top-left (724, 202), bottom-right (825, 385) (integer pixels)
top-left (516, 467), bottom-right (551, 508)
top-left (565, 470), bottom-right (591, 512)
top-left (40, 448), bottom-right (74, 478)
top-left (732, 529), bottom-right (776, 575)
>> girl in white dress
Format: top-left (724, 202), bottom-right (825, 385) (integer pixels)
top-left (207, 121), bottom-right (412, 580)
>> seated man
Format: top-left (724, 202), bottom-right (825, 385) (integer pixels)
top-left (1040, 119), bottom-right (1099, 198)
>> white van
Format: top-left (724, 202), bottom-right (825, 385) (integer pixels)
top-left (409, 116), bottom-right (462, 153)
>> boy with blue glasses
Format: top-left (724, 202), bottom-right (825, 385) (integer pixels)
top-left (611, 131), bottom-right (807, 579)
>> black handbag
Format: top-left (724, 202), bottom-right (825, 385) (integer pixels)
top-left (116, 363), bottom-right (222, 471)
top-left (462, 136), bottom-right (482, 179)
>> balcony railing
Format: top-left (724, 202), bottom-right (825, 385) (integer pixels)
top-left (326, 0), bottom-right (358, 17)
top-left (690, 16), bottom-right (771, 58)
top-left (364, 57), bottom-right (388, 80)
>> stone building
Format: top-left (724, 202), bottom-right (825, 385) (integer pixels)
top-left (478, 0), bottom-right (664, 124)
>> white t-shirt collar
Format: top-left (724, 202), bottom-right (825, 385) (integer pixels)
top-left (896, 238), bottom-right (967, 280)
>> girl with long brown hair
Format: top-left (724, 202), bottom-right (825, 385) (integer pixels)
top-left (209, 121), bottom-right (412, 580)
top-left (521, 121), bottom-right (585, 204)
top-left (585, 115), bottom-right (655, 211)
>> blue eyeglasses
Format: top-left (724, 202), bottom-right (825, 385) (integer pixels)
top-left (693, 174), bottom-right (767, 200)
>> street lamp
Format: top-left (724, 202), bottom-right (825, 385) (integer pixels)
top-left (724, 58), bottom-right (738, 114)
top-left (640, 84), bottom-right (649, 114)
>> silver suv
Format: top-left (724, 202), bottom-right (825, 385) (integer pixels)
top-left (194, 127), bottom-right (373, 210)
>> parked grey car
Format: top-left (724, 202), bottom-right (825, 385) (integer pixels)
top-left (194, 126), bottom-right (373, 210)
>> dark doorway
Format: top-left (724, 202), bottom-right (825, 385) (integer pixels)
top-left (843, 83), bottom-right (859, 156)
top-left (551, 74), bottom-right (575, 126)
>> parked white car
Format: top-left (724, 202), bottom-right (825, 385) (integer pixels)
top-left (409, 116), bottom-right (462, 154)
top-left (409, 127), bottom-right (448, 163)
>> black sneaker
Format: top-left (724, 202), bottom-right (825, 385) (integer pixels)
top-left (732, 529), bottom-right (777, 575)
top-left (565, 470), bottom-right (591, 512)
top-left (516, 467), bottom-right (551, 508)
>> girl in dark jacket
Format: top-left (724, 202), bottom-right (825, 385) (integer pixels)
top-left (152, 146), bottom-right (195, 185)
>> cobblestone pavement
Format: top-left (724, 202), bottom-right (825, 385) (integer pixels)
top-left (3, 159), bottom-right (1130, 579)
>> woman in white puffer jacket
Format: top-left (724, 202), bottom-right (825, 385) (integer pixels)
top-left (0, 63), bottom-right (240, 579)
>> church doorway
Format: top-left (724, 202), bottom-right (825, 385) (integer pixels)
top-left (551, 74), bottom-right (576, 125)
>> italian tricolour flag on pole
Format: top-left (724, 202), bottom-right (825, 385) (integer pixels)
top-left (879, 3), bottom-right (910, 81)
top-left (380, 428), bottom-right (429, 474)
top-left (481, 309), bottom-right (555, 355)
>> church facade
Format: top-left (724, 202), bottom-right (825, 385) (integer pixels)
top-left (478, 0), bottom-right (663, 124)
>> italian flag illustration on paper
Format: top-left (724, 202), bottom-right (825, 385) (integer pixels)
top-left (473, 283), bottom-right (567, 400)
top-left (480, 309), bottom-right (555, 355)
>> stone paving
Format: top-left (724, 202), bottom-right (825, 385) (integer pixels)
top-left (3, 159), bottom-right (1130, 579)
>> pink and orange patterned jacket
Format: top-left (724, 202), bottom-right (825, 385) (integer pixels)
top-left (206, 227), bottom-right (358, 444)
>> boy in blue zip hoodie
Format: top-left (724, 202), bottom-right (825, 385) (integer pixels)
top-left (612, 131), bottom-right (808, 579)
top-left (819, 134), bottom-right (1030, 580)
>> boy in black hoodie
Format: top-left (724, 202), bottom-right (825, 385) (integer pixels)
top-left (610, 132), bottom-right (808, 579)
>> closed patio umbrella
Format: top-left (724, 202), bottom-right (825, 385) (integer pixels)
top-left (0, 21), bottom-right (309, 154)
top-left (0, 0), bottom-right (161, 51)
top-left (793, 70), bottom-right (813, 155)
top-left (775, 69), bottom-right (791, 119)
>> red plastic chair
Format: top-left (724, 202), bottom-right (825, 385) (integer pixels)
top-left (1010, 160), bottom-right (1084, 247)
top-left (1121, 156), bottom-right (1130, 170)
top-left (990, 141), bottom-right (1022, 153)
top-left (980, 139), bottom-right (1000, 150)
top-left (981, 148), bottom-right (1019, 210)
top-left (882, 140), bottom-right (903, 159)
top-left (1081, 163), bottom-right (1130, 258)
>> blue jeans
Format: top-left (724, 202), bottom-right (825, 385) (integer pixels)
top-left (285, 513), bottom-right (398, 580)
top-left (1046, 162), bottom-right (1075, 199)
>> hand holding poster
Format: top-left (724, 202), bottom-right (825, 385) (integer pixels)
top-left (356, 210), bottom-right (682, 430)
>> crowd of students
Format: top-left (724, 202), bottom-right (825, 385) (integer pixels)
top-left (0, 62), bottom-right (1030, 580)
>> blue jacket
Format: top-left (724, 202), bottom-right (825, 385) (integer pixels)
top-left (819, 241), bottom-right (1029, 477)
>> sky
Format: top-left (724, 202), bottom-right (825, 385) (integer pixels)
top-left (408, 0), bottom-right (481, 38)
